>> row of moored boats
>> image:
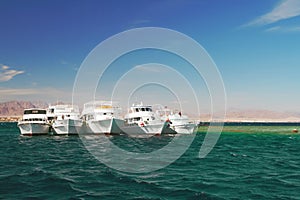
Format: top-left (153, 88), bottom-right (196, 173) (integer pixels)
top-left (17, 101), bottom-right (197, 136)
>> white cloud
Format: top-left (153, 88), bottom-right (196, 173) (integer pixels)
top-left (0, 88), bottom-right (38, 96)
top-left (2, 65), bottom-right (9, 70)
top-left (0, 65), bottom-right (24, 82)
top-left (0, 87), bottom-right (67, 97)
top-left (246, 0), bottom-right (300, 26)
top-left (265, 25), bottom-right (300, 32)
top-left (265, 26), bottom-right (281, 32)
top-left (287, 26), bottom-right (300, 31)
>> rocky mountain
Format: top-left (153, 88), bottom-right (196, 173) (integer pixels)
top-left (0, 101), bottom-right (48, 116)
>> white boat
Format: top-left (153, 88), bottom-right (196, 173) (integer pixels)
top-left (119, 103), bottom-right (166, 136)
top-left (167, 112), bottom-right (196, 134)
top-left (157, 108), bottom-right (196, 134)
top-left (81, 101), bottom-right (123, 135)
top-left (18, 108), bottom-right (51, 136)
top-left (47, 104), bottom-right (82, 135)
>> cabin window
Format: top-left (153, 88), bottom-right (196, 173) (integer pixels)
top-left (135, 108), bottom-right (139, 112)
top-left (141, 108), bottom-right (145, 111)
top-left (24, 110), bottom-right (46, 114)
top-left (103, 113), bottom-right (106, 115)
top-left (133, 117), bottom-right (141, 121)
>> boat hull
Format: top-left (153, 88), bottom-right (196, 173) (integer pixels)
top-left (52, 119), bottom-right (82, 135)
top-left (118, 122), bottom-right (165, 136)
top-left (80, 118), bottom-right (124, 135)
top-left (18, 122), bottom-right (51, 136)
top-left (168, 123), bottom-right (196, 134)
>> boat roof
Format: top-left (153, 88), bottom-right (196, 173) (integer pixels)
top-left (131, 102), bottom-right (152, 108)
top-left (48, 104), bottom-right (78, 108)
top-left (24, 108), bottom-right (47, 111)
top-left (131, 105), bottom-right (152, 108)
top-left (83, 101), bottom-right (120, 110)
top-left (84, 100), bottom-right (117, 106)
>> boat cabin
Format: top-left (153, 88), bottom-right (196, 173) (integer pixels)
top-left (21, 109), bottom-right (48, 122)
top-left (125, 105), bottom-right (158, 125)
top-left (24, 109), bottom-right (47, 115)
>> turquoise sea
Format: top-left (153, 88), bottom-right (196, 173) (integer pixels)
top-left (1, 122), bottom-right (300, 199)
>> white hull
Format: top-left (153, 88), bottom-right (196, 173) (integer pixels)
top-left (122, 103), bottom-right (166, 136)
top-left (18, 122), bottom-right (51, 136)
top-left (52, 119), bottom-right (82, 135)
top-left (80, 118), bottom-right (124, 135)
top-left (118, 122), bottom-right (165, 136)
top-left (168, 123), bottom-right (196, 134)
top-left (160, 112), bottom-right (197, 134)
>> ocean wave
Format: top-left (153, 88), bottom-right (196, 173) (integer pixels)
top-left (1, 124), bottom-right (300, 199)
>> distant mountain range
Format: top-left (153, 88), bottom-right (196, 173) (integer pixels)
top-left (0, 101), bottom-right (49, 116)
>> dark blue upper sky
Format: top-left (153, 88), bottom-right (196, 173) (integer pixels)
top-left (1, 0), bottom-right (300, 112)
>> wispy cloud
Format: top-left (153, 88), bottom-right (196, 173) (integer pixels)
top-left (246, 0), bottom-right (300, 26)
top-left (2, 65), bottom-right (9, 70)
top-left (0, 87), bottom-right (72, 103)
top-left (265, 25), bottom-right (300, 32)
top-left (265, 26), bottom-right (281, 32)
top-left (286, 26), bottom-right (300, 31)
top-left (0, 88), bottom-right (38, 96)
top-left (0, 65), bottom-right (24, 82)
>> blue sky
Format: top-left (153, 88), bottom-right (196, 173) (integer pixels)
top-left (1, 0), bottom-right (300, 113)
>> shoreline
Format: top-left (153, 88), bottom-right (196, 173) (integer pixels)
top-left (0, 116), bottom-right (21, 122)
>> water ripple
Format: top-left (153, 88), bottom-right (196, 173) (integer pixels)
top-left (1, 124), bottom-right (300, 199)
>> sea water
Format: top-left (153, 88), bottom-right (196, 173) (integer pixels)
top-left (1, 122), bottom-right (300, 199)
